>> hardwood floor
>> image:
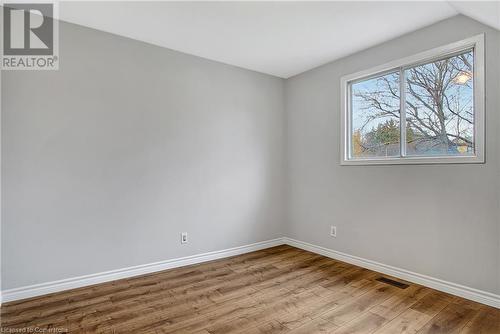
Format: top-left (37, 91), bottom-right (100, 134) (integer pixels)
top-left (1, 245), bottom-right (498, 333)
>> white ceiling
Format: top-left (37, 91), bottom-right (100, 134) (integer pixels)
top-left (58, 1), bottom-right (500, 78)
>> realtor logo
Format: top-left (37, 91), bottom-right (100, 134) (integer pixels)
top-left (2, 1), bottom-right (59, 70)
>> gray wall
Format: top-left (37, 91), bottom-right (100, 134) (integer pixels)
top-left (1, 22), bottom-right (286, 289)
top-left (286, 15), bottom-right (500, 295)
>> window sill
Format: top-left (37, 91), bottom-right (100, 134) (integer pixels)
top-left (341, 155), bottom-right (485, 166)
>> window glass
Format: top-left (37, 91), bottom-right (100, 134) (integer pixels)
top-left (351, 72), bottom-right (400, 158)
top-left (405, 50), bottom-right (474, 156)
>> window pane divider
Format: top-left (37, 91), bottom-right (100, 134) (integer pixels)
top-left (399, 68), bottom-right (407, 158)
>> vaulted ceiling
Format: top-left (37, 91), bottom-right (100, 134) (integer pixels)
top-left (58, 1), bottom-right (500, 78)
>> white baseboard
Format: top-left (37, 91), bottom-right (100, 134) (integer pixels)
top-left (2, 237), bottom-right (498, 309)
top-left (284, 237), bottom-right (500, 309)
top-left (0, 238), bottom-right (285, 304)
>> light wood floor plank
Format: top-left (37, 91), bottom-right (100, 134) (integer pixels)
top-left (459, 306), bottom-right (500, 334)
top-left (416, 301), bottom-right (479, 334)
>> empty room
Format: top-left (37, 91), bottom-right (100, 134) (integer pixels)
top-left (0, 1), bottom-right (499, 333)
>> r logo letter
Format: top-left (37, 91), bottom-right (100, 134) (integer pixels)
top-left (3, 3), bottom-right (53, 55)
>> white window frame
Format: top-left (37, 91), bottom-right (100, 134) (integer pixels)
top-left (340, 34), bottom-right (485, 165)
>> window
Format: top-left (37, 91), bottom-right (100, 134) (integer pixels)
top-left (341, 35), bottom-right (484, 165)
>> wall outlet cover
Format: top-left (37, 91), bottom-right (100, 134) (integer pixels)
top-left (181, 232), bottom-right (188, 244)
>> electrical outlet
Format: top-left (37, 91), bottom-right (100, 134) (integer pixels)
top-left (330, 226), bottom-right (337, 237)
top-left (181, 232), bottom-right (188, 244)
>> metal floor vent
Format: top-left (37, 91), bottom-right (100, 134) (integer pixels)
top-left (376, 277), bottom-right (410, 289)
